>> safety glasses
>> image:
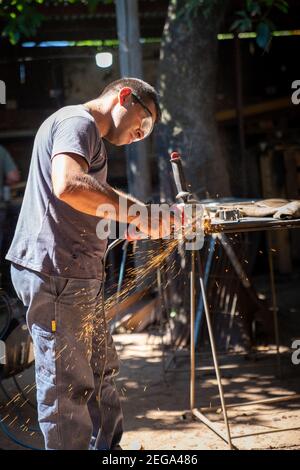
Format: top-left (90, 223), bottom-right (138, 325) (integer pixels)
top-left (131, 92), bottom-right (154, 141)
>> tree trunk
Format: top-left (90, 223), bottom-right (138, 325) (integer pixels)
top-left (156, 0), bottom-right (231, 202)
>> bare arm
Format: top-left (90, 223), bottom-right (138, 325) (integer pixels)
top-left (51, 152), bottom-right (155, 232)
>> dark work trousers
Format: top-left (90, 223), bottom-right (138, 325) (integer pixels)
top-left (10, 263), bottom-right (123, 450)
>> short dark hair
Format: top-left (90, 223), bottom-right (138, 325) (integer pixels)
top-left (100, 77), bottom-right (161, 123)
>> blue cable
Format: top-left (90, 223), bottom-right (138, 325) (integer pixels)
top-left (0, 381), bottom-right (40, 433)
top-left (0, 419), bottom-right (41, 450)
top-left (194, 236), bottom-right (216, 345)
top-left (0, 381), bottom-right (42, 450)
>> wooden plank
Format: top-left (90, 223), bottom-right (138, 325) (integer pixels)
top-left (120, 298), bottom-right (158, 332)
top-left (216, 97), bottom-right (292, 122)
top-left (106, 288), bottom-right (148, 322)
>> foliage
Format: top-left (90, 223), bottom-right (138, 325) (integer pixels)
top-left (230, 0), bottom-right (289, 50)
top-left (0, 0), bottom-right (113, 44)
top-left (0, 0), bottom-right (290, 48)
top-left (178, 0), bottom-right (289, 50)
top-left (0, 1), bottom-right (44, 45)
top-left (177, 0), bottom-right (219, 20)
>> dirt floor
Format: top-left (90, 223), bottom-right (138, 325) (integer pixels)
top-left (117, 333), bottom-right (300, 451)
top-left (1, 331), bottom-right (300, 451)
top-left (1, 270), bottom-right (300, 451)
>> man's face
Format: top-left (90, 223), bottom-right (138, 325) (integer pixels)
top-left (106, 88), bottom-right (156, 146)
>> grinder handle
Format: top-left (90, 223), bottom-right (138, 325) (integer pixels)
top-left (170, 151), bottom-right (190, 202)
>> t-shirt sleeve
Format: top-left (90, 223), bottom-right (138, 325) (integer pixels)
top-left (51, 116), bottom-right (99, 167)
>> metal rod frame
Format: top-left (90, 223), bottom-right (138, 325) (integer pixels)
top-left (188, 225), bottom-right (300, 449)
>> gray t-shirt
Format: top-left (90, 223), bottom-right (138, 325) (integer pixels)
top-left (6, 105), bottom-right (108, 279)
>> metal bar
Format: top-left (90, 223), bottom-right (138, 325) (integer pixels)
top-left (192, 408), bottom-right (235, 448)
top-left (267, 232), bottom-right (282, 378)
top-left (164, 348), bottom-right (289, 360)
top-left (163, 360), bottom-right (288, 374)
top-left (201, 393), bottom-right (300, 412)
top-left (190, 250), bottom-right (196, 411)
top-left (157, 266), bottom-right (167, 376)
top-left (164, 210), bottom-right (300, 449)
top-left (199, 271), bottom-right (233, 449)
top-left (209, 218), bottom-right (300, 235)
top-left (218, 233), bottom-right (250, 289)
top-left (232, 426), bottom-right (300, 439)
top-left (194, 236), bottom-right (216, 345)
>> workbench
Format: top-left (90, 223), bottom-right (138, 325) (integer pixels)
top-left (188, 215), bottom-right (300, 449)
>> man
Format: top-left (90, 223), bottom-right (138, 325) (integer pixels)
top-left (6, 78), bottom-right (175, 450)
top-left (0, 145), bottom-right (20, 261)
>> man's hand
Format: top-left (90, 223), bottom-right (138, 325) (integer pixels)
top-left (130, 206), bottom-right (182, 240)
top-left (171, 201), bottom-right (206, 250)
top-left (147, 208), bottom-right (173, 239)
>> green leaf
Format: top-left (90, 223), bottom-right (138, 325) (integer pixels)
top-left (231, 17), bottom-right (252, 32)
top-left (256, 21), bottom-right (271, 49)
top-left (236, 10), bottom-right (249, 18)
top-left (177, 0), bottom-right (219, 22)
top-left (245, 0), bottom-right (261, 15)
top-left (264, 0), bottom-right (275, 7)
top-left (274, 0), bottom-right (289, 14)
top-left (230, 19), bottom-right (245, 31)
top-left (85, 0), bottom-right (102, 12)
top-left (249, 2), bottom-right (261, 17)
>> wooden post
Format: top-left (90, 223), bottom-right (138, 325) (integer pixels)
top-left (115, 0), bottom-right (152, 201)
top-left (235, 35), bottom-right (247, 197)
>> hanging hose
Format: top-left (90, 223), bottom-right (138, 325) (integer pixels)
top-left (0, 420), bottom-right (41, 450)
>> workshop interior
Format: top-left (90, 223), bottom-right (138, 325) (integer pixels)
top-left (0, 0), bottom-right (300, 451)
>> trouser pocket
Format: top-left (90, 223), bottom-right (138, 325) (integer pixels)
top-left (32, 324), bottom-right (56, 386)
top-left (50, 277), bottom-right (70, 301)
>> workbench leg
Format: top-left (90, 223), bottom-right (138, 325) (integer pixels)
top-left (267, 232), bottom-right (282, 378)
top-left (190, 250), bottom-right (196, 411)
top-left (198, 258), bottom-right (233, 450)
